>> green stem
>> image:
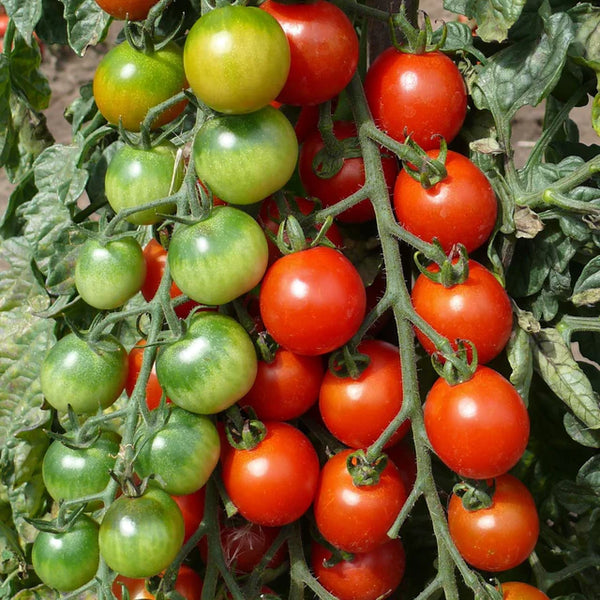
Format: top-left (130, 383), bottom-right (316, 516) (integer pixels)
top-left (556, 314), bottom-right (600, 346)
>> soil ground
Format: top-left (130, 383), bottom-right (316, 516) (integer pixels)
top-left (0, 1), bottom-right (597, 212)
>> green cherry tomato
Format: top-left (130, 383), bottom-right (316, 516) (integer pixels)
top-left (183, 5), bottom-right (290, 114)
top-left (93, 40), bottom-right (187, 132)
top-left (99, 486), bottom-right (184, 578)
top-left (168, 206), bottom-right (269, 306)
top-left (42, 430), bottom-right (121, 510)
top-left (193, 105), bottom-right (298, 205)
top-left (135, 406), bottom-right (221, 496)
top-left (156, 312), bottom-right (258, 415)
top-left (32, 514), bottom-right (100, 592)
top-left (40, 333), bottom-right (128, 414)
top-left (75, 236), bottom-right (146, 310)
top-left (105, 142), bottom-right (184, 225)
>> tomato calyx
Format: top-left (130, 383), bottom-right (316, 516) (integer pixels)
top-left (414, 244), bottom-right (470, 288)
top-left (327, 344), bottom-right (371, 379)
top-left (224, 406), bottom-right (267, 451)
top-left (346, 449), bottom-right (389, 487)
top-left (123, 0), bottom-right (183, 55)
top-left (402, 136), bottom-right (448, 188)
top-left (26, 503), bottom-right (87, 535)
top-left (452, 478), bottom-right (496, 511)
top-left (389, 3), bottom-right (446, 55)
top-left (431, 338), bottom-right (478, 385)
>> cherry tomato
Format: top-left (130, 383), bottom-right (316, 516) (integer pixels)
top-left (259, 246), bottom-right (366, 356)
top-left (393, 149), bottom-right (498, 253)
top-left (183, 5), bottom-right (290, 114)
top-left (94, 0), bottom-right (159, 21)
top-left (112, 565), bottom-right (203, 599)
top-left (221, 421), bottom-right (320, 526)
top-left (313, 449), bottom-right (407, 553)
top-left (299, 120), bottom-right (398, 223)
top-left (240, 347), bottom-right (324, 421)
top-left (424, 365), bottom-right (529, 479)
top-left (385, 438), bottom-right (417, 492)
top-left (448, 474), bottom-right (540, 572)
top-left (311, 537), bottom-right (406, 600)
top-left (319, 339), bottom-right (410, 449)
top-left (501, 582), bottom-right (550, 600)
top-left (93, 40), bottom-right (187, 132)
top-left (364, 48), bottom-right (467, 150)
top-left (172, 487), bottom-right (205, 545)
top-left (126, 338), bottom-right (166, 410)
top-left (411, 259), bottom-right (513, 364)
top-left (260, 0), bottom-right (359, 105)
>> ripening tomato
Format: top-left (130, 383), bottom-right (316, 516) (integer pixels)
top-left (299, 120), bottom-right (398, 223)
top-left (240, 347), bottom-right (324, 421)
top-left (364, 48), bottom-right (467, 150)
top-left (393, 149), bottom-right (498, 253)
top-left (183, 5), bottom-right (290, 114)
top-left (172, 487), bottom-right (205, 545)
top-left (424, 365), bottom-right (530, 479)
top-left (126, 338), bottom-right (167, 410)
top-left (311, 537), bottom-right (406, 600)
top-left (501, 582), bottom-right (550, 600)
top-left (112, 565), bottom-right (203, 599)
top-left (221, 421), bottom-right (320, 526)
top-left (411, 259), bottom-right (513, 364)
top-left (260, 0), bottom-right (359, 105)
top-left (448, 474), bottom-right (539, 572)
top-left (319, 339), bottom-right (410, 449)
top-left (259, 246), bottom-right (366, 356)
top-left (313, 449), bottom-right (407, 553)
top-left (94, 0), bottom-right (159, 21)
top-left (93, 40), bottom-right (187, 132)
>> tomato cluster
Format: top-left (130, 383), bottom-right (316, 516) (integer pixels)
top-left (32, 1), bottom-right (547, 599)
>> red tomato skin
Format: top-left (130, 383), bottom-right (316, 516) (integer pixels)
top-left (240, 347), bottom-right (324, 421)
top-left (126, 338), bottom-right (167, 411)
top-left (424, 365), bottom-right (529, 479)
top-left (385, 438), bottom-right (417, 492)
top-left (299, 121), bottom-right (398, 223)
top-left (259, 246), bottom-right (366, 356)
top-left (311, 537), bottom-right (406, 600)
top-left (141, 239), bottom-right (199, 319)
top-left (364, 49), bottom-right (467, 150)
top-left (393, 149), bottom-right (497, 253)
top-left (112, 565), bottom-right (203, 599)
top-left (95, 0), bottom-right (158, 21)
top-left (313, 449), bottom-right (407, 553)
top-left (221, 421), bottom-right (320, 527)
top-left (172, 488), bottom-right (205, 545)
top-left (319, 339), bottom-right (409, 449)
top-left (501, 582), bottom-right (550, 600)
top-left (448, 474), bottom-right (540, 572)
top-left (411, 259), bottom-right (513, 364)
top-left (260, 0), bottom-right (359, 105)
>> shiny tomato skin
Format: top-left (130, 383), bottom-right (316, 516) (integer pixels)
top-left (424, 365), bottom-right (529, 479)
top-left (259, 246), bottom-right (366, 356)
top-left (94, 0), bottom-right (159, 21)
top-left (112, 565), bottom-right (203, 599)
top-left (364, 48), bottom-right (467, 150)
top-left (393, 149), bottom-right (497, 253)
top-left (299, 121), bottom-right (398, 223)
top-left (126, 338), bottom-right (166, 410)
top-left (141, 239), bottom-right (199, 319)
top-left (93, 40), bottom-right (187, 132)
top-left (448, 474), bottom-right (539, 572)
top-left (313, 449), bottom-right (407, 553)
top-left (411, 259), bottom-right (513, 364)
top-left (501, 582), bottom-right (550, 600)
top-left (183, 5), bottom-right (290, 114)
top-left (221, 421), bottom-right (320, 526)
top-left (319, 339), bottom-right (409, 449)
top-left (172, 487), bottom-right (205, 545)
top-left (311, 537), bottom-right (406, 600)
top-left (240, 347), bottom-right (324, 421)
top-left (260, 0), bottom-right (359, 105)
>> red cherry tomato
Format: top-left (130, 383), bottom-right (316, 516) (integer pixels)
top-left (260, 0), bottom-right (359, 105)
top-left (240, 347), bottom-right (324, 421)
top-left (501, 582), bottom-right (550, 600)
top-left (424, 365), bottom-right (529, 479)
top-left (393, 149), bottom-right (498, 253)
top-left (299, 121), bottom-right (398, 223)
top-left (448, 474), bottom-right (540, 572)
top-left (126, 338), bottom-right (167, 411)
top-left (313, 449), bottom-right (407, 553)
top-left (171, 487), bottom-right (205, 545)
top-left (221, 421), bottom-right (320, 527)
top-left (364, 48), bottom-right (467, 150)
top-left (319, 339), bottom-right (409, 449)
top-left (311, 537), bottom-right (406, 600)
top-left (259, 246), bottom-right (366, 356)
top-left (385, 438), bottom-right (417, 492)
top-left (94, 0), bottom-right (159, 21)
top-left (411, 259), bottom-right (513, 364)
top-left (112, 565), bottom-right (203, 599)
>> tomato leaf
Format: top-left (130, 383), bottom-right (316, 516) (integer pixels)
top-left (506, 324), bottom-right (533, 404)
top-left (2, 0), bottom-right (43, 44)
top-left (563, 413), bottom-right (600, 449)
top-left (571, 255), bottom-right (600, 306)
top-left (61, 0), bottom-right (111, 56)
top-left (569, 3), bottom-right (600, 72)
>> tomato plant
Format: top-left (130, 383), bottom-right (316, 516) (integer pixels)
top-left (183, 5), bottom-right (290, 114)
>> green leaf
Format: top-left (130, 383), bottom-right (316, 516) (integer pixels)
top-left (2, 0), bottom-right (43, 43)
top-left (507, 324), bottom-right (533, 404)
top-left (577, 454), bottom-right (600, 492)
top-left (569, 3), bottom-right (600, 72)
top-left (473, 9), bottom-right (574, 120)
top-left (563, 412), bottom-right (600, 448)
top-left (530, 325), bottom-right (600, 429)
top-left (572, 255), bottom-right (600, 306)
top-left (443, 0), bottom-right (527, 42)
top-left (553, 479), bottom-right (600, 514)
top-left (0, 56), bottom-right (15, 168)
top-left (61, 0), bottom-right (111, 56)
top-left (64, 82), bottom-right (97, 136)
